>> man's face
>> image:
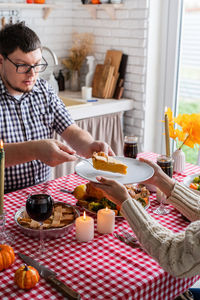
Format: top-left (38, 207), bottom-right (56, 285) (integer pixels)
top-left (0, 48), bottom-right (42, 95)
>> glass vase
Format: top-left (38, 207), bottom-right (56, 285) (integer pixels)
top-left (69, 70), bottom-right (80, 92)
top-left (0, 211), bottom-right (14, 244)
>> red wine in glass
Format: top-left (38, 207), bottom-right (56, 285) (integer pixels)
top-left (26, 194), bottom-right (53, 222)
top-left (123, 136), bottom-right (138, 159)
top-left (26, 194), bottom-right (54, 257)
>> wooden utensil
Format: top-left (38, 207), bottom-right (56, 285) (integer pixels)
top-left (114, 54), bottom-right (128, 99)
top-left (1, 17), bottom-right (6, 28)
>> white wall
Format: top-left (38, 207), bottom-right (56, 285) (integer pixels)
top-left (13, 0), bottom-right (72, 67)
top-left (72, 0), bottom-right (149, 151)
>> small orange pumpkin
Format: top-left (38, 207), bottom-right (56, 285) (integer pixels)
top-left (34, 0), bottom-right (45, 3)
top-left (91, 0), bottom-right (101, 4)
top-left (0, 244), bottom-right (15, 271)
top-left (14, 264), bottom-right (40, 290)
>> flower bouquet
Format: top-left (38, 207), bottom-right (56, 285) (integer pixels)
top-left (166, 108), bottom-right (200, 171)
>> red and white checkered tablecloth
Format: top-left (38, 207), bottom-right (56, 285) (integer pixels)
top-left (1, 152), bottom-right (200, 300)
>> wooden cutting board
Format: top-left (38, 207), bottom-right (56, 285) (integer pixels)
top-left (92, 64), bottom-right (105, 98)
top-left (103, 65), bottom-right (114, 98)
top-left (92, 64), bottom-right (114, 98)
top-left (104, 50), bottom-right (123, 76)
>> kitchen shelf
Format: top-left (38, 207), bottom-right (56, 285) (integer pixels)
top-left (82, 4), bottom-right (124, 20)
top-left (0, 3), bottom-right (61, 19)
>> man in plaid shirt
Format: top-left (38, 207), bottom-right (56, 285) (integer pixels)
top-left (0, 22), bottom-right (113, 193)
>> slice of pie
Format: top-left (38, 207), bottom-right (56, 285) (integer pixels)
top-left (92, 152), bottom-right (127, 174)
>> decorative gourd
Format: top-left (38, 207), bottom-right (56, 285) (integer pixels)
top-left (14, 265), bottom-right (40, 290)
top-left (34, 0), bottom-right (45, 3)
top-left (0, 244), bottom-right (15, 271)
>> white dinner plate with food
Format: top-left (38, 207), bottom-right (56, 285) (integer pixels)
top-left (183, 173), bottom-right (200, 195)
top-left (75, 157), bottom-right (154, 184)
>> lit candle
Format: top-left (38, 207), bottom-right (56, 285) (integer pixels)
top-left (97, 207), bottom-right (115, 234)
top-left (0, 140), bottom-right (5, 215)
top-left (75, 211), bottom-right (94, 242)
top-left (164, 107), bottom-right (170, 157)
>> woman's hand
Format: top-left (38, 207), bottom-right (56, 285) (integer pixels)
top-left (91, 176), bottom-right (131, 208)
top-left (139, 157), bottom-right (175, 197)
top-left (139, 157), bottom-right (163, 186)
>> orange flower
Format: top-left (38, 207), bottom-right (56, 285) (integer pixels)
top-left (165, 108), bottom-right (200, 149)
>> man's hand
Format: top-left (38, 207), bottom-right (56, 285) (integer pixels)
top-left (62, 124), bottom-right (115, 158)
top-left (33, 139), bottom-right (77, 167)
top-left (85, 140), bottom-right (115, 158)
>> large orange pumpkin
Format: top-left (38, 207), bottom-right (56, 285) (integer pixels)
top-left (14, 265), bottom-right (40, 290)
top-left (0, 244), bottom-right (15, 271)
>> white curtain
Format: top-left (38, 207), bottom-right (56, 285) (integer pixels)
top-left (52, 112), bottom-right (124, 179)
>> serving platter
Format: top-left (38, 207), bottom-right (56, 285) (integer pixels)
top-left (77, 199), bottom-right (150, 217)
top-left (183, 173), bottom-right (200, 195)
top-left (75, 157), bottom-right (154, 184)
top-left (14, 202), bottom-right (80, 239)
top-left (76, 185), bottom-right (150, 218)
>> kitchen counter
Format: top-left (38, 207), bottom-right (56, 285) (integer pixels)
top-left (58, 90), bottom-right (134, 120)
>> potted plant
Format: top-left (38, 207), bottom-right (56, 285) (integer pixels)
top-left (62, 32), bottom-right (94, 91)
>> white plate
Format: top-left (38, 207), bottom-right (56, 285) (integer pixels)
top-left (75, 157), bottom-right (154, 184)
top-left (183, 173), bottom-right (200, 195)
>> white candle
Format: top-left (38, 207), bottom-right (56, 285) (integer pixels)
top-left (0, 140), bottom-right (5, 215)
top-left (75, 211), bottom-right (94, 242)
top-left (164, 107), bottom-right (170, 157)
top-left (97, 207), bottom-right (115, 234)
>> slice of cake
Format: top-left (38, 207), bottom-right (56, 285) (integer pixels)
top-left (92, 152), bottom-right (127, 174)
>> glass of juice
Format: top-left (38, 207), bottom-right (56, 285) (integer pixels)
top-left (153, 155), bottom-right (174, 215)
top-left (157, 155), bottom-right (174, 178)
top-left (123, 136), bottom-right (138, 159)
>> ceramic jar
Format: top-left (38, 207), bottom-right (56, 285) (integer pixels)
top-left (172, 149), bottom-right (185, 173)
top-left (69, 70), bottom-right (80, 92)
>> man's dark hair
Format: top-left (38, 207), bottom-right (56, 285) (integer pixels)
top-left (0, 22), bottom-right (42, 57)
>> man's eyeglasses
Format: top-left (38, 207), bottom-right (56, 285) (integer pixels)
top-left (5, 55), bottom-right (48, 74)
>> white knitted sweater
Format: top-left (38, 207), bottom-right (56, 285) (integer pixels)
top-left (121, 182), bottom-right (200, 278)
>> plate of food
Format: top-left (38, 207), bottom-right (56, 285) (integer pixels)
top-left (183, 174), bottom-right (200, 195)
top-left (15, 202), bottom-right (80, 239)
top-left (72, 182), bottom-right (150, 217)
top-left (75, 152), bottom-right (154, 185)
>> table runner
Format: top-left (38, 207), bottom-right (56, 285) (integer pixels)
top-left (1, 152), bottom-right (200, 300)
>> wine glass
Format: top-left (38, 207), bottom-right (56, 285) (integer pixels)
top-left (26, 194), bottom-right (54, 257)
top-left (153, 155), bottom-right (173, 215)
top-left (123, 136), bottom-right (138, 159)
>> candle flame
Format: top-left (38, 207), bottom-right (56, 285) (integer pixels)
top-left (165, 106), bottom-right (168, 114)
top-left (83, 211), bottom-right (86, 220)
top-left (0, 140), bottom-right (3, 149)
top-left (106, 207), bottom-right (108, 211)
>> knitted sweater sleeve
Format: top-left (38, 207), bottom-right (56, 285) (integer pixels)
top-left (120, 182), bottom-right (200, 278)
